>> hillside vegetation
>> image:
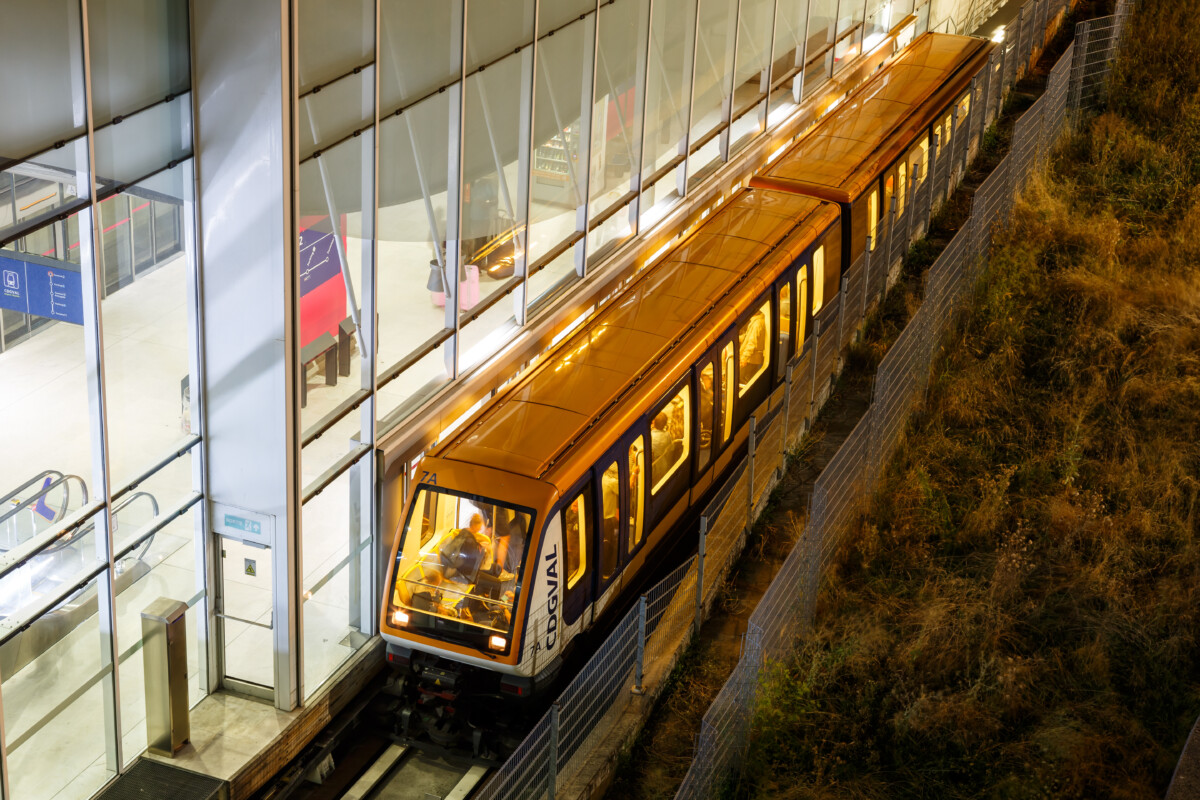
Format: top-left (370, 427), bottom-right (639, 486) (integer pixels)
top-left (740, 1), bottom-right (1200, 797)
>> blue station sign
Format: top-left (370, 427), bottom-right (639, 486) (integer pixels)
top-left (0, 250), bottom-right (85, 326)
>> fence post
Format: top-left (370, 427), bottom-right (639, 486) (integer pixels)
top-left (781, 362), bottom-right (792, 453)
top-left (695, 517), bottom-right (707, 634)
top-left (930, 131), bottom-right (941, 209)
top-left (862, 236), bottom-right (872, 318)
top-left (633, 595), bottom-right (647, 695)
top-left (747, 416), bottom-right (757, 528)
top-left (549, 702), bottom-right (560, 800)
top-left (947, 104), bottom-right (960, 195)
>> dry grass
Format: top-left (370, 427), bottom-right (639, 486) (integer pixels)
top-left (739, 2), bottom-right (1200, 797)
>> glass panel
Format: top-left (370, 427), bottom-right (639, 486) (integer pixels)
top-left (803, 0), bottom-right (838, 96)
top-left (302, 461), bottom-right (371, 699)
top-left (589, 0), bottom-right (647, 225)
top-left (738, 299), bottom-right (770, 395)
top-left (864, 0), bottom-right (897, 52)
top-left (115, 507), bottom-right (205, 766)
top-left (299, 69), bottom-right (374, 160)
top-left (651, 385), bottom-right (690, 493)
top-left (112, 453), bottom-right (196, 553)
top-left (897, 160), bottom-right (907, 215)
top-left (378, 92), bottom-right (453, 376)
top-left (0, 140), bottom-right (88, 242)
top-left (627, 435), bottom-right (645, 551)
top-left (381, 0), bottom-right (460, 110)
top-left (0, 1), bottom-right (86, 158)
top-left (720, 341), bottom-right (734, 442)
top-left (298, 133), bottom-right (371, 431)
top-left (778, 282), bottom-right (791, 367)
top-left (377, 345), bottom-right (452, 424)
top-left (698, 363), bottom-right (714, 469)
top-left (220, 537), bottom-right (274, 687)
top-left (690, 0), bottom-right (737, 150)
top-left (389, 487), bottom-right (532, 646)
top-left (587, 199), bottom-right (636, 264)
top-left (0, 510), bottom-right (102, 626)
top-left (835, 0), bottom-right (867, 66)
top-left (302, 409), bottom-right (364, 484)
top-left (599, 461), bottom-right (619, 581)
top-left (529, 17), bottom-right (592, 267)
top-left (642, 0), bottom-right (694, 186)
top-left (465, 0), bottom-right (534, 74)
top-left (461, 53), bottom-right (526, 315)
top-left (732, 0), bottom-right (773, 117)
top-left (87, 0), bottom-right (190, 126)
top-left (458, 293), bottom-right (518, 373)
top-left (527, 248), bottom-right (579, 314)
top-left (0, 212), bottom-right (97, 505)
top-left (93, 94), bottom-right (193, 186)
top-left (99, 163), bottom-right (197, 489)
top-left (768, 0), bottom-right (811, 118)
top-left (1, 574), bottom-right (114, 800)
top-left (541, 0), bottom-right (596, 32)
top-left (297, 0), bottom-right (374, 92)
top-left (563, 487), bottom-right (589, 590)
top-left (910, 135), bottom-right (929, 185)
top-left (868, 188), bottom-right (878, 249)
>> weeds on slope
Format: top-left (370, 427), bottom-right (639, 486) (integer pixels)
top-left (738, 1), bottom-right (1200, 797)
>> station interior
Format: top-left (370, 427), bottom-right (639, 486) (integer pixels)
top-left (0, 0), bottom-right (1001, 797)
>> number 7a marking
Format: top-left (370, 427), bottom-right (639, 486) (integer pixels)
top-left (420, 471), bottom-right (438, 485)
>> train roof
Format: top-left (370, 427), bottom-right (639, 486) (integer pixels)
top-left (433, 189), bottom-right (838, 489)
top-left (751, 32), bottom-right (995, 204)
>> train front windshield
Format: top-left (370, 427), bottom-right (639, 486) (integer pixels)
top-left (389, 486), bottom-right (533, 653)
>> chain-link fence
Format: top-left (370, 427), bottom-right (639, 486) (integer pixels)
top-left (472, 4), bottom-right (1131, 799)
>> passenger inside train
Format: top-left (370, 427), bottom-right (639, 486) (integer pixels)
top-left (392, 488), bottom-right (529, 633)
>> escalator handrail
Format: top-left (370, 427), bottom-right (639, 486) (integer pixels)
top-left (0, 470), bottom-right (65, 509)
top-left (0, 474), bottom-right (90, 528)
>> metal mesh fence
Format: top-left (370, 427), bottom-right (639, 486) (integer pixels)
top-left (474, 6), bottom-right (1131, 799)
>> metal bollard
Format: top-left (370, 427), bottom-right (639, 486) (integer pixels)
top-left (142, 597), bottom-right (190, 756)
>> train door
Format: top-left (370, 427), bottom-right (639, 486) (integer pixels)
top-left (797, 261), bottom-right (810, 350)
top-left (559, 477), bottom-right (594, 627)
top-left (774, 275), bottom-right (794, 386)
top-left (593, 457), bottom-right (623, 619)
top-left (691, 356), bottom-right (718, 500)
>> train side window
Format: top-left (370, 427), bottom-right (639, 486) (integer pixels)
top-left (943, 112), bottom-right (953, 148)
top-left (651, 385), bottom-right (691, 494)
top-left (797, 271), bottom-right (808, 342)
top-left (820, 220), bottom-right (842, 306)
top-left (850, 194), bottom-right (869, 263)
top-left (720, 342), bottom-right (734, 443)
top-left (910, 135), bottom-right (929, 184)
top-left (868, 189), bottom-right (878, 249)
top-left (697, 363), bottom-right (714, 470)
top-left (958, 90), bottom-right (971, 122)
top-left (627, 436), bottom-right (645, 553)
top-left (778, 282), bottom-right (792, 368)
top-left (562, 487), bottom-right (590, 590)
top-left (884, 175), bottom-right (894, 226)
top-left (897, 161), bottom-right (907, 214)
top-left (738, 299), bottom-right (771, 397)
top-left (600, 462), bottom-right (620, 580)
top-left (812, 246), bottom-right (825, 313)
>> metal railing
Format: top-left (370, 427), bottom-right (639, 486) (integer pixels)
top-left (473, 3), bottom-right (1132, 798)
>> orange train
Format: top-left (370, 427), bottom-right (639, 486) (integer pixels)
top-left (379, 32), bottom-right (994, 727)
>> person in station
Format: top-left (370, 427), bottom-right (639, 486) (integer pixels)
top-left (698, 369), bottom-right (714, 447)
top-left (739, 310), bottom-right (766, 382)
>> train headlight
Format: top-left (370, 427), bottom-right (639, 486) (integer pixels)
top-left (488, 635), bottom-right (507, 652)
top-left (392, 610), bottom-right (410, 627)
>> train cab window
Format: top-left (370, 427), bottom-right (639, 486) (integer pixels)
top-left (897, 161), bottom-right (908, 214)
top-left (389, 486), bottom-right (533, 643)
top-left (812, 246), bottom-right (825, 313)
top-left (562, 488), bottom-right (589, 590)
top-left (600, 462), bottom-right (620, 580)
top-left (720, 342), bottom-right (734, 443)
top-left (651, 386), bottom-right (691, 494)
top-left (627, 436), bottom-right (645, 553)
top-left (868, 189), bottom-right (879, 250)
top-left (697, 364), bottom-right (714, 470)
top-left (778, 283), bottom-right (792, 368)
top-left (738, 300), bottom-right (770, 397)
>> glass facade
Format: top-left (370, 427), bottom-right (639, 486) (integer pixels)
top-left (0, 1), bottom-right (205, 797)
top-left (0, 0), bottom-right (938, 794)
